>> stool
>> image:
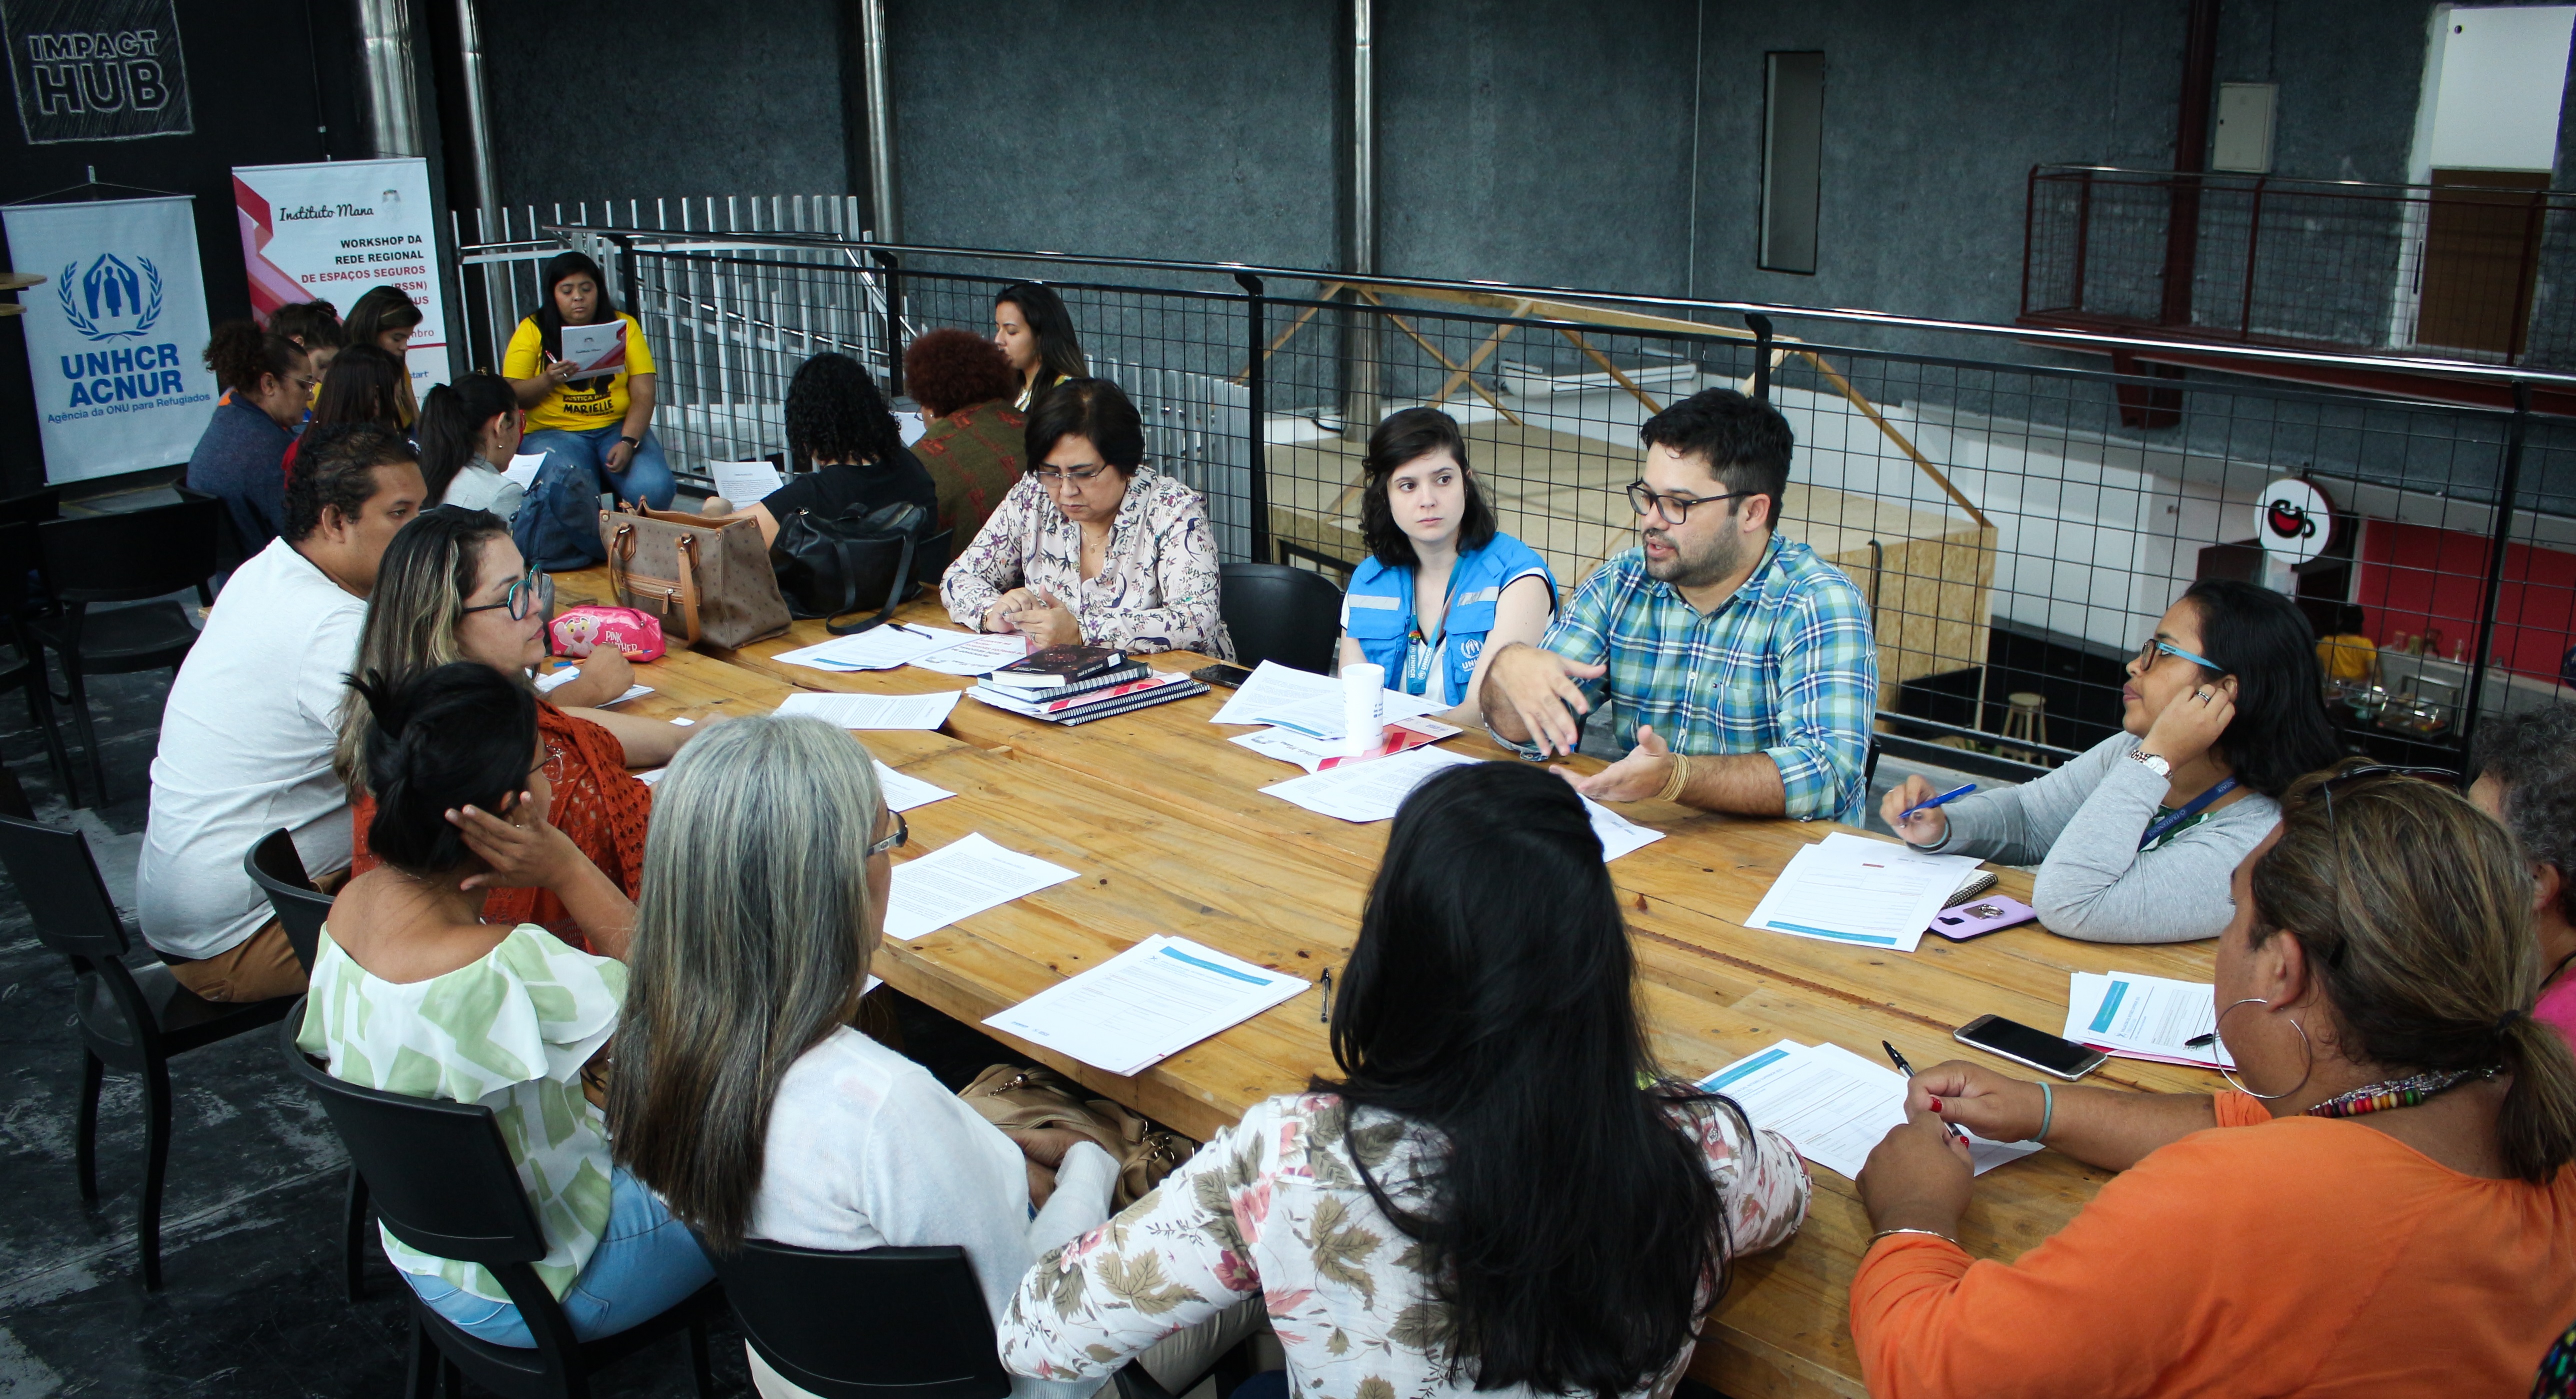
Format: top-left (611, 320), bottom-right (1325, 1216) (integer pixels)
top-left (1999, 692), bottom-right (2047, 762)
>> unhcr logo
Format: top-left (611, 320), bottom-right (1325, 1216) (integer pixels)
top-left (55, 253), bottom-right (163, 340)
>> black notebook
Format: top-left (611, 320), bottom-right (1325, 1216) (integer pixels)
top-left (985, 644), bottom-right (1134, 690)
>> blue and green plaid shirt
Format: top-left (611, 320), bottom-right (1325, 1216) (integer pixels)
top-left (1508, 532), bottom-right (1879, 823)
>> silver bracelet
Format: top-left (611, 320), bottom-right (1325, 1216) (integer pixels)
top-left (1868, 1226), bottom-right (1958, 1247)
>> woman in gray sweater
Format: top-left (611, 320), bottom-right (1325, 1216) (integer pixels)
top-left (1881, 580), bottom-right (2341, 943)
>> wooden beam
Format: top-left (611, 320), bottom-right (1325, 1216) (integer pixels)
top-left (1352, 287), bottom-right (1523, 426)
top-left (1794, 350), bottom-right (1991, 528)
top-left (1555, 325), bottom-right (1666, 415)
top-left (1228, 281), bottom-right (1345, 385)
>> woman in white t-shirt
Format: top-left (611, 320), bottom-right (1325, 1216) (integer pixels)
top-left (417, 371), bottom-right (527, 523)
top-left (606, 717), bottom-right (1253, 1399)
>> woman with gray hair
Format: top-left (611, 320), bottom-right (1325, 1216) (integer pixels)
top-left (2471, 701), bottom-right (2576, 1046)
top-left (606, 718), bottom-right (1252, 1398)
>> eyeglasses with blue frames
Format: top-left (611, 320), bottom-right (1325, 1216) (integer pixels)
top-left (866, 807), bottom-right (908, 858)
top-left (2132, 636), bottom-right (2222, 673)
top-left (461, 567), bottom-right (555, 622)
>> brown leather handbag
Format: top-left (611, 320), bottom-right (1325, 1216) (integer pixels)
top-left (598, 504), bottom-right (790, 651)
top-left (958, 1063), bottom-right (1194, 1209)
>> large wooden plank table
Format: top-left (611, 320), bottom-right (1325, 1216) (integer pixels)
top-left (551, 571), bottom-right (2224, 1398)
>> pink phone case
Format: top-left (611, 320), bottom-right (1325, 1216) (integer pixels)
top-left (1927, 894), bottom-right (2038, 940)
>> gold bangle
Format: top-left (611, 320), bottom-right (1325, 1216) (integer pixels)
top-left (1655, 750), bottom-right (1693, 802)
top-left (1868, 1227), bottom-right (1958, 1248)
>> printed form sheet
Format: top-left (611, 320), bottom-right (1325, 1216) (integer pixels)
top-left (776, 690), bottom-right (960, 730)
top-left (1742, 832), bottom-right (1984, 953)
top-left (985, 934), bottom-right (1311, 1076)
top-left (883, 832), bottom-right (1077, 941)
top-left (1700, 1039), bottom-right (2042, 1180)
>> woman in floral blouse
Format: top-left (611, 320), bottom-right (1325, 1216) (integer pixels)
top-left (940, 378), bottom-right (1235, 658)
top-left (998, 762), bottom-right (1809, 1399)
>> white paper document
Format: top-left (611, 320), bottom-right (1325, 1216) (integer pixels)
top-left (1583, 797), bottom-right (1666, 861)
top-left (776, 690), bottom-right (960, 730)
top-left (634, 767), bottom-right (665, 786)
top-left (1227, 716), bottom-right (1460, 773)
top-left (502, 452), bottom-right (546, 489)
top-left (1261, 745), bottom-right (1482, 823)
top-left (531, 667), bottom-right (652, 707)
top-left (883, 832), bottom-right (1078, 941)
top-left (1699, 1039), bottom-right (2042, 1181)
top-left (559, 319), bottom-right (627, 377)
top-left (910, 632), bottom-right (1034, 676)
top-left (984, 933), bottom-right (1312, 1076)
top-left (1742, 831), bottom-right (1985, 954)
top-left (1209, 660), bottom-right (1445, 740)
top-left (709, 459), bottom-right (785, 505)
top-left (2066, 971), bottom-right (2236, 1070)
top-left (773, 625), bottom-right (975, 673)
top-left (874, 760), bottom-right (954, 813)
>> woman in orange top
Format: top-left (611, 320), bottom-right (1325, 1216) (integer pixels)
top-left (333, 506), bottom-right (702, 945)
top-left (1851, 764), bottom-right (2576, 1398)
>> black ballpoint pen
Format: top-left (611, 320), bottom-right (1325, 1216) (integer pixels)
top-left (1883, 1040), bottom-right (1969, 1142)
top-left (1319, 968), bottom-right (1332, 1023)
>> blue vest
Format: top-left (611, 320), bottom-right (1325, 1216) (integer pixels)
top-left (1343, 532), bottom-right (1555, 706)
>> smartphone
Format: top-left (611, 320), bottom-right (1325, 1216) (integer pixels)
top-left (1191, 663), bottom-right (1255, 689)
top-left (1953, 1014), bottom-right (2108, 1080)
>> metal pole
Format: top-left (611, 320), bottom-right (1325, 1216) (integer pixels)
top-left (858, 0), bottom-right (899, 243)
top-left (1237, 272), bottom-right (1269, 563)
top-left (455, 0), bottom-right (502, 368)
top-left (871, 249), bottom-right (904, 395)
top-left (1747, 313), bottom-right (1774, 399)
top-left (2458, 382), bottom-right (2528, 767)
top-left (352, 0), bottom-right (421, 157)
top-left (1341, 0), bottom-right (1378, 440)
top-left (2158, 0), bottom-right (2219, 328)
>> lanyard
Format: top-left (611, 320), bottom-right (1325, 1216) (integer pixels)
top-left (2139, 776), bottom-right (2239, 850)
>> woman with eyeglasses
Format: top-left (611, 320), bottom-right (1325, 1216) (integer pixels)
top-left (1881, 579), bottom-right (2340, 943)
top-left (1334, 408), bottom-right (1555, 727)
top-left (1847, 766), bottom-right (2576, 1397)
top-left (941, 378), bottom-right (1235, 657)
top-left (333, 506), bottom-right (697, 948)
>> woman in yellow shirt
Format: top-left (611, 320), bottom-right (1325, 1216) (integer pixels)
top-left (503, 251), bottom-right (674, 507)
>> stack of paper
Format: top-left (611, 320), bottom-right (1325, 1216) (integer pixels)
top-left (984, 934), bottom-right (1311, 1076)
top-left (1229, 716), bottom-right (1460, 773)
top-left (532, 667), bottom-right (652, 707)
top-left (2066, 972), bottom-right (2237, 1070)
top-left (910, 633), bottom-right (1033, 676)
top-left (1742, 832), bottom-right (1987, 953)
top-left (776, 691), bottom-right (960, 730)
top-left (884, 833), bottom-right (1078, 941)
top-left (1209, 661), bottom-right (1446, 740)
top-left (1699, 1039), bottom-right (2043, 1180)
top-left (970, 672), bottom-right (1208, 724)
top-left (774, 626), bottom-right (975, 673)
top-left (1261, 745), bottom-right (1482, 822)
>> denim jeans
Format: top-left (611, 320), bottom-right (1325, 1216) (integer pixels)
top-left (401, 1167), bottom-right (714, 1348)
top-left (522, 423), bottom-right (677, 509)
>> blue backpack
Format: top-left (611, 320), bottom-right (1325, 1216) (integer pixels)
top-left (511, 457), bottom-right (607, 570)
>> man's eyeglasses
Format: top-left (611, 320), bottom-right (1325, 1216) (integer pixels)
top-left (2133, 636), bottom-right (2222, 673)
top-left (1625, 481), bottom-right (1752, 525)
top-left (1031, 462), bottom-right (1113, 485)
top-left (461, 568), bottom-right (554, 622)
top-left (867, 808), bottom-right (909, 858)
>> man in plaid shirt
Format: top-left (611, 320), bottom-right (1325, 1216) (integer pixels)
top-left (1482, 388), bottom-right (1878, 823)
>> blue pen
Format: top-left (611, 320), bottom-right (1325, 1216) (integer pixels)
top-left (1898, 782), bottom-right (1978, 821)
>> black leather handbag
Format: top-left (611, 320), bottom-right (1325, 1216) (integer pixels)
top-left (768, 501), bottom-right (954, 635)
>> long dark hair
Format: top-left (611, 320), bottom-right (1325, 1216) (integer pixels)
top-left (416, 371), bottom-right (519, 504)
top-left (994, 282), bottom-right (1087, 394)
top-left (1359, 407), bottom-right (1496, 569)
top-left (342, 285), bottom-right (421, 350)
top-left (2175, 579), bottom-right (2339, 797)
top-left (1322, 761), bottom-right (1735, 1398)
top-left (785, 353), bottom-right (905, 471)
top-left (348, 661), bottom-right (537, 875)
top-left (532, 250), bottom-right (623, 362)
top-left (310, 343), bottom-right (408, 432)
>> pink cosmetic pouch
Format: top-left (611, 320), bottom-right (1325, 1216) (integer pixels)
top-left (548, 605), bottom-right (666, 663)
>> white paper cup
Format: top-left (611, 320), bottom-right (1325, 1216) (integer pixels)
top-left (1341, 663), bottom-right (1386, 757)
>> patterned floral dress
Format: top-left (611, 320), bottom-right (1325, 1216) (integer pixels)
top-left (998, 1091), bottom-right (1808, 1399)
top-left (939, 465), bottom-right (1235, 658)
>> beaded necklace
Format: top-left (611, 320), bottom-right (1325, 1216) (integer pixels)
top-left (2304, 1065), bottom-right (2500, 1119)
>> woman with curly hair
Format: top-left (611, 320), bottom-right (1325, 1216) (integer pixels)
top-left (905, 328), bottom-right (1024, 557)
top-left (699, 353), bottom-right (935, 547)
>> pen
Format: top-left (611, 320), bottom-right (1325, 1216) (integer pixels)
top-left (892, 622), bottom-right (930, 638)
top-left (1898, 782), bottom-right (1979, 820)
top-left (2184, 1032), bottom-right (2216, 1048)
top-left (1319, 968), bottom-right (1333, 1023)
top-left (1883, 1040), bottom-right (1970, 1142)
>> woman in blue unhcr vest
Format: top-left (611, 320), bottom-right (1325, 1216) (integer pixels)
top-left (1336, 408), bottom-right (1556, 725)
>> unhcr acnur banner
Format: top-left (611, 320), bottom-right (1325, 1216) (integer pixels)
top-left (1, 193), bottom-right (215, 484)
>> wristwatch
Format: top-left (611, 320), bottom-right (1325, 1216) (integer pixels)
top-left (618, 434), bottom-right (640, 449)
top-left (2126, 747), bottom-right (2172, 779)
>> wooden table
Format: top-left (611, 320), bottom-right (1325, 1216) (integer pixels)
top-left (554, 572), bottom-right (2224, 1398)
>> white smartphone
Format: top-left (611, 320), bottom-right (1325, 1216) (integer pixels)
top-left (1954, 1013), bottom-right (2109, 1081)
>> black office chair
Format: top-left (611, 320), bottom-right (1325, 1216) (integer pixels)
top-left (278, 1003), bottom-right (722, 1399)
top-left (1218, 563), bottom-right (1344, 672)
top-left (245, 828), bottom-right (372, 1301)
top-left (0, 814), bottom-right (292, 1291)
top-left (702, 1236), bottom-right (1171, 1399)
top-left (32, 491), bottom-right (222, 805)
top-left (0, 521), bottom-right (77, 802)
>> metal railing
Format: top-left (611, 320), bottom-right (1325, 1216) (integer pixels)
top-left (446, 204), bottom-right (2576, 776)
top-left (2021, 164), bottom-right (2576, 366)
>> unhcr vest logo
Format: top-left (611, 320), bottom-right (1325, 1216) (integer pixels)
top-left (56, 253), bottom-right (162, 340)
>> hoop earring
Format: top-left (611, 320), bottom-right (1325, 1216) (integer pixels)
top-left (2211, 997), bottom-right (2313, 1101)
